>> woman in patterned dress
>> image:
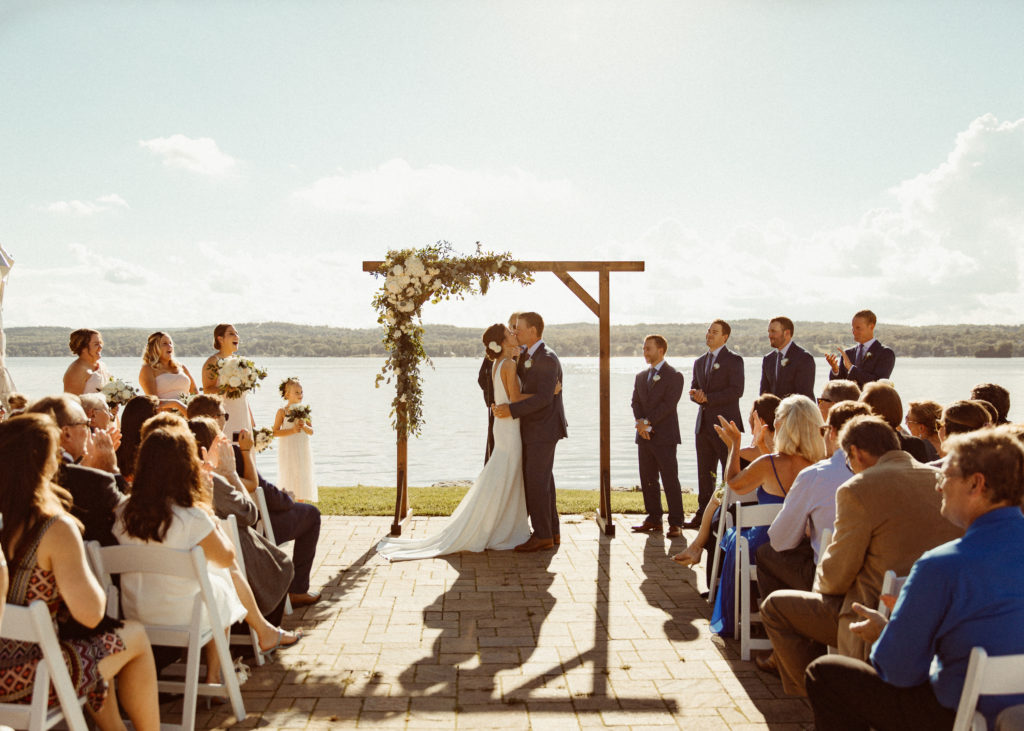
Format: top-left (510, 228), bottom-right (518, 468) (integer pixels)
top-left (0, 413), bottom-right (160, 731)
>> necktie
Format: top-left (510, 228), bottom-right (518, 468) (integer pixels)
top-left (705, 353), bottom-right (713, 383)
top-left (855, 344), bottom-right (864, 366)
top-left (775, 350), bottom-right (782, 381)
top-left (647, 367), bottom-right (656, 386)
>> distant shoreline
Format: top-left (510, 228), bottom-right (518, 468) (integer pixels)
top-left (5, 320), bottom-right (1022, 359)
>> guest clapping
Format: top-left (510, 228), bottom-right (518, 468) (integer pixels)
top-left (62, 328), bottom-right (110, 395)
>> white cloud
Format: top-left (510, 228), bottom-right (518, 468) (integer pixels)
top-left (293, 159), bottom-right (575, 220)
top-left (41, 193), bottom-right (129, 216)
top-left (139, 134), bottom-right (237, 176)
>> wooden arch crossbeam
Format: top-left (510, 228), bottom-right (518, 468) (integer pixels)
top-left (362, 259), bottom-right (644, 537)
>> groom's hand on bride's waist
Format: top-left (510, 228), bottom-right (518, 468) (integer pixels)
top-left (492, 403), bottom-right (512, 419)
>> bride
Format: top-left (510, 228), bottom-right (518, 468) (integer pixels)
top-left (376, 323), bottom-right (532, 560)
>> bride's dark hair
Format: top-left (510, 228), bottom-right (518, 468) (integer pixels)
top-left (482, 323), bottom-right (507, 361)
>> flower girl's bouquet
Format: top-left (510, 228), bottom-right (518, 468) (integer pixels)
top-left (101, 377), bottom-right (138, 407)
top-left (208, 356), bottom-right (268, 399)
top-left (253, 427), bottom-right (275, 453)
top-left (286, 404), bottom-right (312, 424)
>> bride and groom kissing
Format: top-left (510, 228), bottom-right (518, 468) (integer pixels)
top-left (376, 312), bottom-right (568, 561)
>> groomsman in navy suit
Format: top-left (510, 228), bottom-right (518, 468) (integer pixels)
top-left (826, 309), bottom-right (895, 387)
top-left (760, 316), bottom-right (815, 400)
top-left (686, 320), bottom-right (744, 528)
top-left (630, 335), bottom-right (686, 538)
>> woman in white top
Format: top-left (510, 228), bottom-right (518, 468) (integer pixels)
top-left (63, 328), bottom-right (110, 395)
top-left (139, 332), bottom-right (198, 416)
top-left (113, 426), bottom-right (301, 683)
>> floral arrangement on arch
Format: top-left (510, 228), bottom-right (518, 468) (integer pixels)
top-left (370, 241), bottom-right (532, 439)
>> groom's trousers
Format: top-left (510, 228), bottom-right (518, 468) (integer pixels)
top-left (522, 440), bottom-right (559, 540)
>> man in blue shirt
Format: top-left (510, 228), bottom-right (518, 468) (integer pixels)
top-left (805, 428), bottom-right (1024, 730)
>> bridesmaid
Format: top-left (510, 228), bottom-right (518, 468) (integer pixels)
top-left (62, 328), bottom-right (110, 395)
top-left (139, 332), bottom-right (198, 415)
top-left (202, 324), bottom-right (253, 439)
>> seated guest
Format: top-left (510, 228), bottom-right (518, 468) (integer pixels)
top-left (113, 427), bottom-right (301, 684)
top-left (62, 328), bottom-right (110, 395)
top-left (187, 394), bottom-right (323, 607)
top-left (938, 400), bottom-right (991, 457)
top-left (188, 416), bottom-right (294, 623)
top-left (761, 415), bottom-right (962, 696)
top-left (114, 395), bottom-right (160, 483)
top-left (27, 395), bottom-right (124, 545)
top-left (805, 427), bottom-right (1024, 730)
top-left (971, 383), bottom-right (1010, 425)
top-left (0, 414), bottom-right (160, 731)
top-left (757, 401), bottom-right (872, 601)
top-left (906, 399), bottom-right (943, 459)
top-left (79, 393), bottom-right (114, 431)
top-left (815, 379), bottom-right (860, 423)
top-left (675, 396), bottom-right (826, 636)
top-left (860, 382), bottom-right (934, 462)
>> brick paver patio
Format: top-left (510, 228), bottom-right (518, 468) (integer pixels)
top-left (191, 514), bottom-right (815, 730)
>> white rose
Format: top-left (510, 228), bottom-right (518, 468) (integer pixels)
top-left (228, 375), bottom-right (242, 387)
top-left (509, 265), bottom-right (517, 274)
top-left (394, 367), bottom-right (402, 376)
top-left (391, 264), bottom-right (404, 276)
top-left (386, 279), bottom-right (402, 294)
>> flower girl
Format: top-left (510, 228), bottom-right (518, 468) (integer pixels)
top-left (273, 378), bottom-right (317, 502)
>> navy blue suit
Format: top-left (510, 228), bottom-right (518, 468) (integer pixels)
top-left (760, 342), bottom-right (815, 399)
top-left (509, 342), bottom-right (568, 540)
top-left (690, 346), bottom-right (744, 520)
top-left (631, 361), bottom-right (685, 526)
top-left (829, 340), bottom-right (895, 387)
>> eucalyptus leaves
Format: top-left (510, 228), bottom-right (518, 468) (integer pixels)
top-left (370, 242), bottom-right (532, 439)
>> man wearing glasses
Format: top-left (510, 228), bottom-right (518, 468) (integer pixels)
top-left (815, 380), bottom-right (861, 424)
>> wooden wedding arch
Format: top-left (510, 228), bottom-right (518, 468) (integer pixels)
top-left (362, 259), bottom-right (644, 537)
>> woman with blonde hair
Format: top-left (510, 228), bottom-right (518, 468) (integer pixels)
top-left (138, 332), bottom-right (198, 415)
top-left (674, 395), bottom-right (826, 636)
top-left (62, 328), bottom-right (110, 395)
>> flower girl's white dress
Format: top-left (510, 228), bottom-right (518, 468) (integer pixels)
top-left (278, 409), bottom-right (317, 502)
top-left (376, 357), bottom-right (531, 560)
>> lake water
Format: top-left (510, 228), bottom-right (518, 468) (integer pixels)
top-left (6, 355), bottom-right (1022, 490)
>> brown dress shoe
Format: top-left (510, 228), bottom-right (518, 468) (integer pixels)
top-left (288, 591), bottom-right (322, 607)
top-left (754, 651), bottom-right (779, 676)
top-left (630, 521), bottom-right (663, 533)
top-left (666, 525), bottom-right (683, 538)
top-left (514, 536), bottom-right (555, 552)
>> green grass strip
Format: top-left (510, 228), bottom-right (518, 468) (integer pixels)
top-left (314, 486), bottom-right (700, 517)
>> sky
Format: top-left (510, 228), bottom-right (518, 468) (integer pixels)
top-left (2, 0), bottom-right (1023, 332)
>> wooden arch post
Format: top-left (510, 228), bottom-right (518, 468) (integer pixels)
top-left (363, 259), bottom-right (644, 537)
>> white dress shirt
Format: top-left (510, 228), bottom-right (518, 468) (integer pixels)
top-left (768, 449), bottom-right (853, 561)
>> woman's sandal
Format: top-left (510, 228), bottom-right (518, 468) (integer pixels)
top-left (260, 627), bottom-right (304, 653)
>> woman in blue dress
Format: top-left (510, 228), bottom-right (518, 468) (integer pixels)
top-left (675, 395), bottom-right (826, 636)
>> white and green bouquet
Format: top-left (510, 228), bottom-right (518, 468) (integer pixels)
top-left (286, 404), bottom-right (312, 424)
top-left (101, 377), bottom-right (138, 407)
top-left (253, 427), bottom-right (275, 453)
top-left (208, 356), bottom-right (268, 399)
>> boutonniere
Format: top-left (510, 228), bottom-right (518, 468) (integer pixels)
top-left (781, 358), bottom-right (789, 367)
top-left (652, 374), bottom-right (661, 383)
top-left (865, 352), bottom-right (873, 359)
top-left (712, 362), bottom-right (720, 371)
top-left (524, 358), bottom-right (533, 369)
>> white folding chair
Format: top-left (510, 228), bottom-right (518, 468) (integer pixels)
top-left (253, 486), bottom-right (293, 615)
top-left (734, 501), bottom-right (784, 661)
top-left (87, 543), bottom-right (246, 731)
top-left (707, 486), bottom-right (758, 604)
top-left (0, 601), bottom-right (90, 731)
top-left (953, 647), bottom-right (1024, 731)
top-left (877, 570), bottom-right (908, 620)
top-left (220, 515), bottom-right (273, 666)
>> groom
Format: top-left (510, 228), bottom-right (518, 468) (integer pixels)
top-left (492, 311), bottom-right (568, 552)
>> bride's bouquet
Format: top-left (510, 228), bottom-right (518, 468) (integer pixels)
top-left (101, 376), bottom-right (138, 407)
top-left (286, 404), bottom-right (312, 424)
top-left (253, 427), bottom-right (275, 453)
top-left (208, 356), bottom-right (268, 399)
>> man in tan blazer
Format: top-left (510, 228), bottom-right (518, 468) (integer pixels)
top-left (759, 415), bottom-right (962, 696)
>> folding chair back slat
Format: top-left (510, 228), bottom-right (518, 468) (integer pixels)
top-left (953, 647), bottom-right (1024, 731)
top-left (734, 501), bottom-right (784, 661)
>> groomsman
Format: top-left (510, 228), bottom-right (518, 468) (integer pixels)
top-left (630, 335), bottom-right (685, 538)
top-left (760, 316), bottom-right (815, 400)
top-left (687, 320), bottom-right (744, 528)
top-left (826, 309), bottom-right (895, 387)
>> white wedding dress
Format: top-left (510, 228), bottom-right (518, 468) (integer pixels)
top-left (376, 357), bottom-right (531, 561)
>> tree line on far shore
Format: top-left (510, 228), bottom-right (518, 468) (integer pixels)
top-left (6, 320), bottom-right (1022, 359)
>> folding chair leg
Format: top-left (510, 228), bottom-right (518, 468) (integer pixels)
top-left (211, 626), bottom-right (246, 722)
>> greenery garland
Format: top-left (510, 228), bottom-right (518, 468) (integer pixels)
top-left (370, 242), bottom-right (532, 439)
